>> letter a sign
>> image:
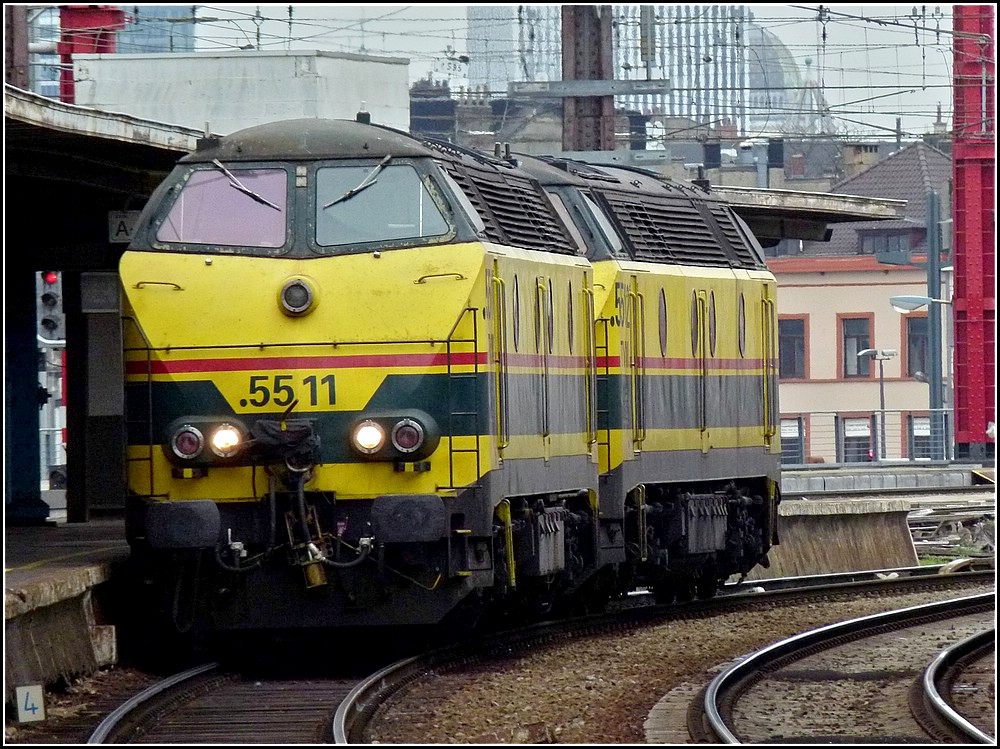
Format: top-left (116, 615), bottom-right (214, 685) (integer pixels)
top-left (108, 211), bottom-right (140, 243)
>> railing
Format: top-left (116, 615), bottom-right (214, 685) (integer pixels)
top-left (779, 408), bottom-right (954, 466)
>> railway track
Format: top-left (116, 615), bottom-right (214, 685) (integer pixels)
top-left (345, 568), bottom-right (993, 743)
top-left (86, 567), bottom-right (993, 744)
top-left (87, 664), bottom-right (364, 744)
top-left (698, 592), bottom-right (995, 744)
top-left (918, 628), bottom-right (996, 743)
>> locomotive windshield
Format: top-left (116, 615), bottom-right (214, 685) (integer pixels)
top-left (315, 163), bottom-right (449, 250)
top-left (157, 167), bottom-right (287, 248)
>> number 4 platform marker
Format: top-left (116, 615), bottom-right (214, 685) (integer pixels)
top-left (15, 685), bottom-right (45, 723)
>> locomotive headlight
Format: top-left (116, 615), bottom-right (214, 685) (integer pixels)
top-left (210, 423), bottom-right (242, 457)
top-left (170, 425), bottom-right (204, 460)
top-left (353, 420), bottom-right (385, 454)
top-left (280, 278), bottom-right (315, 316)
top-left (391, 418), bottom-right (425, 453)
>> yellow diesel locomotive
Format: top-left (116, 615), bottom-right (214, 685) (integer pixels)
top-left (121, 118), bottom-right (779, 636)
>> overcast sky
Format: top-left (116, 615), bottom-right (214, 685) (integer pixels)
top-left (192, 4), bottom-right (962, 137)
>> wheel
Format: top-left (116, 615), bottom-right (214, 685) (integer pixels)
top-left (695, 574), bottom-right (718, 599)
top-left (651, 582), bottom-right (675, 604)
top-left (674, 579), bottom-right (694, 603)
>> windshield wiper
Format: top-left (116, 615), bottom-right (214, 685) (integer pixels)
top-left (323, 155), bottom-right (392, 209)
top-left (212, 159), bottom-right (281, 211)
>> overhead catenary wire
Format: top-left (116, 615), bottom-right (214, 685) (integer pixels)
top-left (32, 4), bottom-right (975, 140)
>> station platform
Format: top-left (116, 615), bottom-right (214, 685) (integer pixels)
top-left (781, 463), bottom-right (992, 494)
top-left (4, 513), bottom-right (129, 706)
top-left (3, 464), bottom-right (993, 710)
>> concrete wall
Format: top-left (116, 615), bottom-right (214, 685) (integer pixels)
top-left (73, 50), bottom-right (410, 134)
top-left (748, 498), bottom-right (919, 579)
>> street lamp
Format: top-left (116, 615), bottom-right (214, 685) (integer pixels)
top-left (858, 348), bottom-right (897, 461)
top-left (889, 295), bottom-right (952, 313)
top-left (889, 294), bottom-right (952, 460)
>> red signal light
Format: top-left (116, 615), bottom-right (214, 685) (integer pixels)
top-left (42, 271), bottom-right (59, 285)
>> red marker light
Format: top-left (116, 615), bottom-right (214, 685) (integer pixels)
top-left (42, 271), bottom-right (59, 285)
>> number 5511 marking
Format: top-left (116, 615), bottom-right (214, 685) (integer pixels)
top-left (240, 374), bottom-right (336, 408)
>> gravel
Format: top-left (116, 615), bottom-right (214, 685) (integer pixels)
top-left (369, 585), bottom-right (995, 744)
top-left (5, 584), bottom-right (992, 744)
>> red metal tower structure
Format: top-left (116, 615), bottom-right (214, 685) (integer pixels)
top-left (952, 5), bottom-right (996, 460)
top-left (57, 4), bottom-right (125, 103)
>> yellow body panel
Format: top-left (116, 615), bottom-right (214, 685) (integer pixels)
top-left (121, 243), bottom-right (489, 348)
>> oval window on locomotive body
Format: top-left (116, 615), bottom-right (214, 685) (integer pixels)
top-left (709, 290), bottom-right (717, 357)
top-left (658, 288), bottom-right (668, 357)
top-left (156, 166), bottom-right (288, 249)
top-left (738, 293), bottom-right (747, 357)
top-left (548, 279), bottom-right (555, 354)
top-left (567, 280), bottom-right (574, 354)
top-left (690, 290), bottom-right (700, 357)
top-left (315, 162), bottom-right (451, 251)
top-left (512, 274), bottom-right (521, 352)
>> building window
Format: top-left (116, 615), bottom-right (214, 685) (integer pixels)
top-left (842, 318), bottom-right (871, 378)
top-left (909, 416), bottom-right (932, 460)
top-left (778, 318), bottom-right (806, 379)
top-left (906, 316), bottom-right (929, 378)
top-left (780, 418), bottom-right (805, 465)
top-left (840, 417), bottom-right (873, 463)
top-left (861, 231), bottom-right (909, 255)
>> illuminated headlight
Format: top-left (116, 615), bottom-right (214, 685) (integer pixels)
top-left (210, 423), bottom-right (242, 458)
top-left (170, 425), bottom-right (204, 460)
top-left (391, 418), bottom-right (425, 453)
top-left (353, 420), bottom-right (385, 454)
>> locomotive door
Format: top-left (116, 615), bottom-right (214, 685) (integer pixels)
top-left (491, 263), bottom-right (509, 459)
top-left (627, 276), bottom-right (646, 453)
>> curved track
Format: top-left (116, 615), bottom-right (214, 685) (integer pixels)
top-left (338, 569), bottom-right (993, 743)
top-left (918, 628), bottom-right (996, 743)
top-left (88, 664), bottom-right (363, 744)
top-left (700, 592), bottom-right (995, 743)
top-left (86, 568), bottom-right (992, 744)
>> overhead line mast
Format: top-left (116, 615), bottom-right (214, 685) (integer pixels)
top-left (561, 5), bottom-right (616, 152)
top-left (951, 4), bottom-right (996, 460)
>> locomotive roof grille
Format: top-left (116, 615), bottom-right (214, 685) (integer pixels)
top-left (599, 191), bottom-right (758, 268)
top-left (439, 162), bottom-right (506, 244)
top-left (441, 161), bottom-right (577, 254)
top-left (708, 204), bottom-right (761, 267)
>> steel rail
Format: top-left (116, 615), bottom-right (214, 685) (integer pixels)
top-left (87, 662), bottom-right (220, 743)
top-left (332, 654), bottom-right (425, 743)
top-left (703, 592), bottom-right (995, 744)
top-left (922, 628), bottom-right (996, 744)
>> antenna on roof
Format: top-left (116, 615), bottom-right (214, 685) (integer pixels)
top-left (692, 165), bottom-right (711, 192)
top-left (196, 122), bottom-right (219, 151)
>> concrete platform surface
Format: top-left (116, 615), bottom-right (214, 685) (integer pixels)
top-left (5, 515), bottom-right (128, 617)
top-left (781, 464), bottom-right (990, 494)
top-left (5, 514), bottom-right (129, 705)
